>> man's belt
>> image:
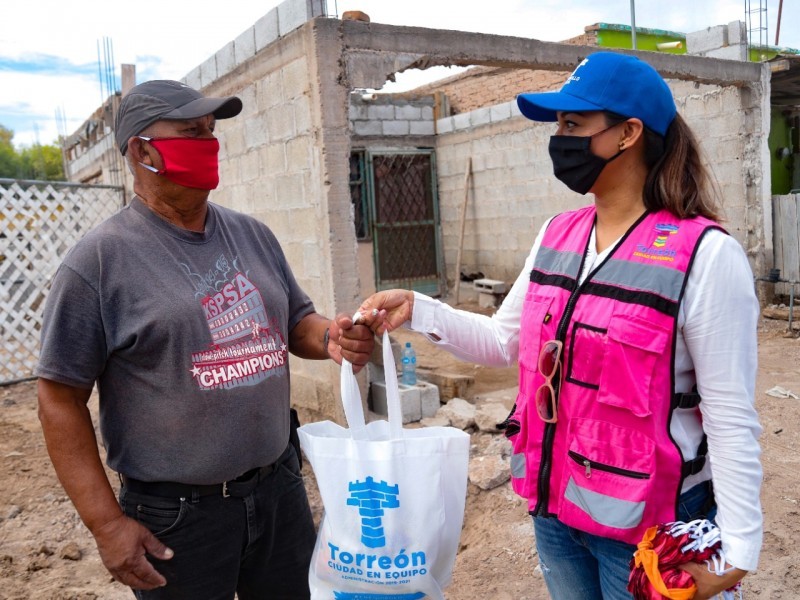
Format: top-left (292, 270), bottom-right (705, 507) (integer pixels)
top-left (120, 450), bottom-right (289, 499)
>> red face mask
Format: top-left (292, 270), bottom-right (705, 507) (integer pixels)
top-left (138, 136), bottom-right (220, 190)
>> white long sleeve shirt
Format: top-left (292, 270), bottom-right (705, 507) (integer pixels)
top-left (410, 219), bottom-right (763, 571)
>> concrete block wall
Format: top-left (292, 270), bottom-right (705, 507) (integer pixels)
top-left (68, 135), bottom-right (115, 180)
top-left (184, 0), bottom-right (326, 90)
top-left (208, 42), bottom-right (324, 298)
top-left (192, 18), bottom-right (355, 421)
top-left (434, 79), bottom-right (766, 289)
top-left (687, 25), bottom-right (729, 54)
top-left (670, 76), bottom-right (769, 275)
top-left (435, 100), bottom-right (587, 286)
top-left (349, 95), bottom-right (435, 137)
top-left (64, 97), bottom-right (128, 187)
top-left (671, 80), bottom-right (750, 237)
top-left (686, 22), bottom-right (748, 61)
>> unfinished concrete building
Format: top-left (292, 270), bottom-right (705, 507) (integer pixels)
top-left (61, 4), bottom-right (792, 420)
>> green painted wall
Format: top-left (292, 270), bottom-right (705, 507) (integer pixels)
top-left (749, 47), bottom-right (795, 62)
top-left (595, 25), bottom-right (686, 54)
top-left (592, 23), bottom-right (799, 60)
top-left (769, 110), bottom-right (792, 195)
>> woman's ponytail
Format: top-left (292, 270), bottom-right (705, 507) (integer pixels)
top-left (642, 114), bottom-right (721, 222)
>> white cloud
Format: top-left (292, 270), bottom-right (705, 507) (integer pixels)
top-left (0, 71), bottom-right (101, 146)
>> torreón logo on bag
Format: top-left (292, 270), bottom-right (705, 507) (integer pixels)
top-left (347, 477), bottom-right (400, 548)
top-left (328, 476), bottom-right (429, 591)
top-left (305, 330), bottom-right (468, 598)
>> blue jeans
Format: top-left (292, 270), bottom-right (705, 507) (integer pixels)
top-left (120, 444), bottom-right (316, 600)
top-left (533, 480), bottom-right (716, 600)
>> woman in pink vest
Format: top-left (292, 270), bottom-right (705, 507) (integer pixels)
top-left (357, 51), bottom-right (762, 599)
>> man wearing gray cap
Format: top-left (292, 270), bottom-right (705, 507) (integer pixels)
top-left (35, 80), bottom-right (374, 599)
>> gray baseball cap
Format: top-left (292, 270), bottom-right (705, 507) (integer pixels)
top-left (115, 80), bottom-right (242, 155)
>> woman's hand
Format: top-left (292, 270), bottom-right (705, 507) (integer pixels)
top-left (678, 562), bottom-right (746, 600)
top-left (357, 290), bottom-right (415, 334)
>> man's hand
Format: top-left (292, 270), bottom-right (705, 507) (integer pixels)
top-left (327, 313), bottom-right (374, 372)
top-left (678, 562), bottom-right (746, 600)
top-left (356, 289), bottom-right (415, 335)
top-left (37, 378), bottom-right (171, 590)
top-left (94, 513), bottom-right (173, 590)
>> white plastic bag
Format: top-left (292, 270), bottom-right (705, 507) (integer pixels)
top-left (298, 331), bottom-right (470, 599)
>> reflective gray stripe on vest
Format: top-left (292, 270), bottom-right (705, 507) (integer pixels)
top-left (510, 453), bottom-right (526, 479)
top-left (564, 476), bottom-right (645, 530)
top-left (533, 246), bottom-right (583, 279)
top-left (592, 258), bottom-right (684, 302)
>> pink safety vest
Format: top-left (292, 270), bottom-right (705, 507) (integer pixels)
top-left (508, 206), bottom-right (721, 545)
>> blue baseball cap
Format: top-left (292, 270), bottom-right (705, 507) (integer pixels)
top-left (517, 52), bottom-right (677, 137)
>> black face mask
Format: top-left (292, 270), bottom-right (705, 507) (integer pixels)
top-left (548, 126), bottom-right (625, 195)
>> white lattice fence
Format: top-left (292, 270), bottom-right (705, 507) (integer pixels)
top-left (0, 179), bottom-right (124, 384)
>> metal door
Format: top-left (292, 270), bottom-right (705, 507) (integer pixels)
top-left (366, 150), bottom-right (444, 295)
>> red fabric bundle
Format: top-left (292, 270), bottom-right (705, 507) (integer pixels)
top-left (627, 519), bottom-right (741, 600)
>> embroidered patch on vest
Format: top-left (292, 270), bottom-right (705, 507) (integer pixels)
top-left (633, 223), bottom-right (679, 262)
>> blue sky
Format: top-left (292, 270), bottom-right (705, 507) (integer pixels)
top-left (2, 0), bottom-right (798, 148)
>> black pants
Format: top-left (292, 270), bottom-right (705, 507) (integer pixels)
top-left (121, 444), bottom-right (315, 600)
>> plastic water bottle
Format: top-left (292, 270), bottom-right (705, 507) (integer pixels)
top-left (401, 342), bottom-right (417, 385)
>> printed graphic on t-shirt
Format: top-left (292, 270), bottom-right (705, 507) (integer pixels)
top-left (183, 254), bottom-right (287, 390)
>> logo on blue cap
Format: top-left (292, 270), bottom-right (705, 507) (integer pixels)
top-left (565, 58), bottom-right (590, 85)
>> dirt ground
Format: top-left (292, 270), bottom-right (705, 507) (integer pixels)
top-left (1, 309), bottom-right (799, 599)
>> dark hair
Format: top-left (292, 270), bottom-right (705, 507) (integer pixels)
top-left (603, 112), bottom-right (721, 223)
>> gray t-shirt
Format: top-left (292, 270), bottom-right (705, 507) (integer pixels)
top-left (36, 197), bottom-right (315, 484)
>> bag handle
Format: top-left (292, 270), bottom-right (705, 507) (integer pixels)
top-left (340, 330), bottom-right (404, 440)
top-left (380, 330), bottom-right (404, 439)
top-left (340, 358), bottom-right (369, 440)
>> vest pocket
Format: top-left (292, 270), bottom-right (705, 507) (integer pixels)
top-left (518, 294), bottom-right (553, 372)
top-left (596, 314), bottom-right (670, 417)
top-left (509, 382), bottom-right (543, 500)
top-left (513, 293), bottom-right (553, 501)
top-left (566, 322), bottom-right (606, 389)
top-left (558, 418), bottom-right (655, 533)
